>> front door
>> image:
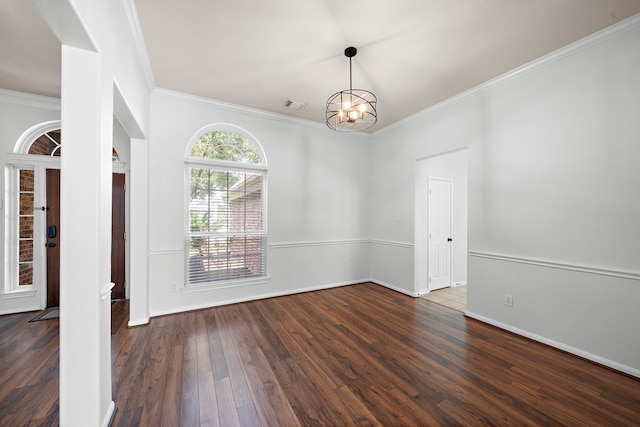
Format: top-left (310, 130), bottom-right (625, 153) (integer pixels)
top-left (45, 169), bottom-right (126, 307)
top-left (46, 169), bottom-right (61, 307)
top-left (428, 178), bottom-right (452, 291)
top-left (111, 173), bottom-right (126, 299)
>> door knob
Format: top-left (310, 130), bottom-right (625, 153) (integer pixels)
top-left (447, 238), bottom-right (453, 242)
top-left (47, 242), bottom-right (57, 248)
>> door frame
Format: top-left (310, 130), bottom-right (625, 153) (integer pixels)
top-left (5, 153), bottom-right (128, 308)
top-left (414, 148), bottom-right (469, 296)
top-left (5, 156), bottom-right (58, 306)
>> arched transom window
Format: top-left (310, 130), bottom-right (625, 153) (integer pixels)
top-left (25, 129), bottom-right (120, 161)
top-left (28, 129), bottom-right (62, 156)
top-left (184, 127), bottom-right (267, 286)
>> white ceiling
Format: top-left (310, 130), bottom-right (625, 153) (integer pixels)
top-left (2, 1), bottom-right (640, 132)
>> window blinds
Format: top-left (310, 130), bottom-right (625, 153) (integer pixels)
top-left (185, 166), bottom-right (266, 284)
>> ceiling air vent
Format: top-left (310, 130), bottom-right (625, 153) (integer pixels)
top-left (284, 99), bottom-right (306, 110)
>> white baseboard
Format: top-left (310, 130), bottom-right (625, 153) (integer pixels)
top-left (128, 317), bottom-right (150, 327)
top-left (464, 311), bottom-right (640, 379)
top-left (101, 401), bottom-right (116, 427)
top-left (369, 279), bottom-right (418, 297)
top-left (417, 280), bottom-right (468, 296)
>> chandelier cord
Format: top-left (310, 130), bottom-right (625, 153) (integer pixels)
top-left (349, 56), bottom-right (353, 92)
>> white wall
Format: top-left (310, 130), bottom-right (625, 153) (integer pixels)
top-left (112, 118), bottom-right (131, 164)
top-left (147, 90), bottom-right (371, 316)
top-left (370, 16), bottom-right (640, 376)
top-left (465, 19), bottom-right (640, 376)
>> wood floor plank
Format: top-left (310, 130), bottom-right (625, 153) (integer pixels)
top-left (215, 305), bottom-right (282, 426)
top-left (204, 311), bottom-right (228, 381)
top-left (197, 371), bottom-right (219, 427)
top-left (179, 331), bottom-right (200, 427)
top-left (2, 282), bottom-right (640, 426)
top-left (236, 402), bottom-right (260, 427)
top-left (214, 376), bottom-right (241, 427)
top-left (214, 309), bottom-right (253, 409)
top-left (332, 385), bottom-right (381, 426)
top-left (159, 344), bottom-right (184, 427)
top-left (243, 345), bottom-right (300, 427)
top-left (269, 355), bottom-right (339, 425)
top-left (0, 311), bottom-right (35, 336)
top-left (508, 380), bottom-right (589, 426)
top-left (270, 297), bottom-right (347, 390)
top-left (195, 312), bottom-right (213, 375)
top-left (112, 323), bottom-right (147, 410)
top-left (138, 320), bottom-right (172, 427)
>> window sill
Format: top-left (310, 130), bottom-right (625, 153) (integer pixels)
top-left (181, 276), bottom-right (270, 293)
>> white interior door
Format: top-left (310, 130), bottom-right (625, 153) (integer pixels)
top-left (428, 178), bottom-right (452, 291)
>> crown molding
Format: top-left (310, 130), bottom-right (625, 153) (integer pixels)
top-left (0, 88), bottom-right (60, 110)
top-left (375, 12), bottom-right (640, 136)
top-left (121, 0), bottom-right (155, 92)
top-left (152, 88), bottom-right (352, 134)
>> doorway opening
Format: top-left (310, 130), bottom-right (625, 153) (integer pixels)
top-left (7, 123), bottom-right (128, 309)
top-left (415, 148), bottom-right (468, 311)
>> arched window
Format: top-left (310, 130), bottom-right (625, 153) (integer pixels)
top-left (25, 128), bottom-right (120, 161)
top-left (28, 129), bottom-right (61, 156)
top-left (184, 126), bottom-right (267, 286)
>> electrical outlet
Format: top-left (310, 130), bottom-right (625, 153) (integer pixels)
top-left (504, 293), bottom-right (513, 307)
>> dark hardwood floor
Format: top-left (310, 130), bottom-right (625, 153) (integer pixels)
top-left (1, 282), bottom-right (639, 426)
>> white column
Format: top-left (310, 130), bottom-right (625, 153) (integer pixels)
top-left (59, 44), bottom-right (114, 426)
top-left (128, 137), bottom-right (150, 326)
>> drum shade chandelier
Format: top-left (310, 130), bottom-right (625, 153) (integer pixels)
top-left (326, 47), bottom-right (377, 132)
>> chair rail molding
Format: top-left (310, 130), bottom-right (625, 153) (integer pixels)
top-left (469, 251), bottom-right (640, 281)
